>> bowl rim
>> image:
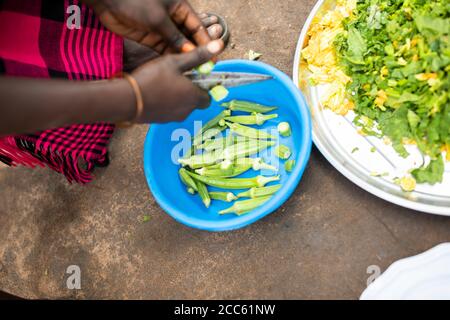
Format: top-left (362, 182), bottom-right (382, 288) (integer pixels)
top-left (143, 59), bottom-right (312, 232)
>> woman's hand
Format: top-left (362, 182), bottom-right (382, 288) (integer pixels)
top-left (129, 39), bottom-right (224, 123)
top-left (83, 0), bottom-right (211, 53)
top-left (0, 40), bottom-right (223, 136)
top-left (123, 13), bottom-right (224, 72)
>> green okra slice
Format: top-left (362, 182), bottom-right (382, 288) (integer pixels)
top-left (210, 85), bottom-right (229, 102)
top-left (235, 157), bottom-right (277, 171)
top-left (221, 100), bottom-right (278, 114)
top-left (277, 122), bottom-right (292, 137)
top-left (187, 171), bottom-right (280, 190)
top-left (221, 113), bottom-right (278, 126)
top-left (227, 122), bottom-right (275, 140)
top-left (219, 196), bottom-right (272, 215)
top-left (179, 168), bottom-right (198, 192)
top-left (196, 180), bottom-right (211, 208)
top-left (237, 184), bottom-right (282, 198)
top-left (196, 61), bottom-right (215, 75)
top-left (285, 160), bottom-right (296, 173)
top-left (209, 192), bottom-right (238, 202)
top-left (221, 139), bottom-right (276, 160)
top-left (275, 145), bottom-right (292, 160)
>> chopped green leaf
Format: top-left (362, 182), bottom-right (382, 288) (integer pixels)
top-left (247, 50), bottom-right (263, 61)
top-left (412, 156), bottom-right (445, 185)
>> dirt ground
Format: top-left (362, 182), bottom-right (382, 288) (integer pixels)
top-left (1, 0), bottom-right (450, 299)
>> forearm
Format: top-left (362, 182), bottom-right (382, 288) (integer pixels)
top-left (0, 77), bottom-right (135, 136)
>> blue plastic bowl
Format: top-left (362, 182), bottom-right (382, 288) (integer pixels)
top-left (143, 60), bottom-right (312, 231)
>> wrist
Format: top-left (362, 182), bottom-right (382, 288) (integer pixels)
top-left (92, 78), bottom-right (136, 124)
top-left (113, 79), bottom-right (137, 123)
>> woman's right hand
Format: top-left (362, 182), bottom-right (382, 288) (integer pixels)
top-left (126, 39), bottom-right (224, 123)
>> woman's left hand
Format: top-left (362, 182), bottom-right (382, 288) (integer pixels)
top-left (83, 0), bottom-right (211, 53)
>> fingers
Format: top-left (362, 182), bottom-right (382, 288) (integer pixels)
top-left (172, 39), bottom-right (224, 72)
top-left (152, 6), bottom-right (194, 52)
top-left (207, 24), bottom-right (223, 40)
top-left (193, 87), bottom-right (211, 109)
top-left (201, 15), bottom-right (218, 28)
top-left (170, 1), bottom-right (212, 47)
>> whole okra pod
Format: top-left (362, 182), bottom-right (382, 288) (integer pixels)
top-left (198, 135), bottom-right (237, 152)
top-left (178, 151), bottom-right (221, 169)
top-left (227, 122), bottom-right (275, 140)
top-left (220, 113), bottom-right (278, 126)
top-left (179, 168), bottom-right (198, 192)
top-left (209, 192), bottom-right (238, 202)
top-left (222, 139), bottom-right (276, 160)
top-left (221, 100), bottom-right (278, 114)
top-left (219, 196), bottom-right (272, 215)
top-left (195, 164), bottom-right (252, 178)
top-left (196, 180), bottom-right (211, 208)
top-left (187, 171), bottom-right (280, 190)
top-left (237, 184), bottom-right (282, 198)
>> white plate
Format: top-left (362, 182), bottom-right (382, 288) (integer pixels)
top-left (293, 0), bottom-right (450, 215)
top-left (361, 243), bottom-right (450, 300)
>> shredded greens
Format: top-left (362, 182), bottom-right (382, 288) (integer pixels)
top-left (334, 0), bottom-right (449, 185)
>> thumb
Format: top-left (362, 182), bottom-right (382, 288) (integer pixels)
top-left (173, 40), bottom-right (224, 72)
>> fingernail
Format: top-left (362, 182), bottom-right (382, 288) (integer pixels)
top-left (210, 24), bottom-right (223, 34)
top-left (207, 40), bottom-right (223, 54)
top-left (182, 42), bottom-right (196, 53)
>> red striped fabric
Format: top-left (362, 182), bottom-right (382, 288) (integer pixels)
top-left (0, 0), bottom-right (124, 183)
